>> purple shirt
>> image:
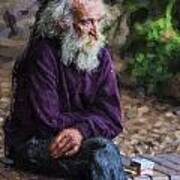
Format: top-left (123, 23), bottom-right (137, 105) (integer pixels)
top-left (4, 38), bottom-right (123, 148)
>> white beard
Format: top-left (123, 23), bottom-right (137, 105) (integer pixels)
top-left (60, 28), bottom-right (105, 72)
top-left (34, 0), bottom-right (106, 72)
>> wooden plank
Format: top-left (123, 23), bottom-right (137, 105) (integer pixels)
top-left (157, 154), bottom-right (180, 166)
top-left (170, 175), bottom-right (180, 180)
top-left (134, 175), bottom-right (151, 180)
top-left (132, 156), bottom-right (178, 176)
top-left (154, 165), bottom-right (179, 176)
top-left (153, 162), bottom-right (179, 175)
top-left (152, 170), bottom-right (168, 176)
top-left (170, 154), bottom-right (180, 158)
top-left (127, 176), bottom-right (134, 180)
top-left (170, 154), bottom-right (180, 163)
top-left (139, 155), bottom-right (180, 173)
top-left (149, 171), bottom-right (169, 180)
top-left (151, 176), bottom-right (169, 180)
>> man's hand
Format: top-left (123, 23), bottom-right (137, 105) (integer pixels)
top-left (49, 128), bottom-right (83, 159)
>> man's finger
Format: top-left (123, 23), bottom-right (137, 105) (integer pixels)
top-left (49, 132), bottom-right (67, 152)
top-left (57, 135), bottom-right (71, 151)
top-left (53, 141), bottom-right (74, 159)
top-left (52, 136), bottom-right (71, 156)
top-left (59, 140), bottom-right (76, 155)
top-left (54, 132), bottom-right (67, 145)
top-left (65, 145), bottom-right (80, 157)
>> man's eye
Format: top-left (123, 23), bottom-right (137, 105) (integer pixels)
top-left (80, 20), bottom-right (88, 25)
top-left (80, 19), bottom-right (92, 25)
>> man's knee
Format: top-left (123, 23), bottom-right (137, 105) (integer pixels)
top-left (79, 137), bottom-right (126, 180)
top-left (81, 137), bottom-right (120, 157)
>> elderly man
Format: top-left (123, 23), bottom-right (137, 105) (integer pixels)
top-left (4, 0), bottom-right (126, 179)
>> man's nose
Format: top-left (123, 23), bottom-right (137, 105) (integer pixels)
top-left (91, 20), bottom-right (97, 30)
top-left (90, 20), bottom-right (97, 34)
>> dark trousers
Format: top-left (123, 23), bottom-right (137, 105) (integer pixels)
top-left (10, 136), bottom-right (127, 180)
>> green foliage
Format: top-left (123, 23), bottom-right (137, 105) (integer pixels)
top-left (123, 0), bottom-right (150, 12)
top-left (126, 0), bottom-right (180, 94)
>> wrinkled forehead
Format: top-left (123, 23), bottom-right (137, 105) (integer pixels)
top-left (71, 0), bottom-right (105, 20)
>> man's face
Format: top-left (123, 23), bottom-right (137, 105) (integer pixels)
top-left (72, 0), bottom-right (104, 43)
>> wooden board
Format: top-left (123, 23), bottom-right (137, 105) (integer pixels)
top-left (140, 154), bottom-right (180, 172)
top-left (126, 153), bottom-right (180, 180)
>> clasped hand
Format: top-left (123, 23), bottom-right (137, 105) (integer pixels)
top-left (49, 128), bottom-right (83, 159)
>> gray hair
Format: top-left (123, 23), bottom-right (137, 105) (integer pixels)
top-left (35, 0), bottom-right (73, 39)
